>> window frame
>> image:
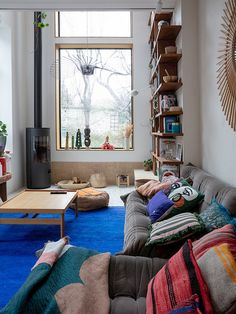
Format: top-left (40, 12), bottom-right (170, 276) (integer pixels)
top-left (55, 43), bottom-right (134, 151)
top-left (55, 11), bottom-right (133, 38)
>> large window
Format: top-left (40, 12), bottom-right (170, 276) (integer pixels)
top-left (57, 45), bottom-right (132, 149)
top-left (56, 11), bottom-right (133, 150)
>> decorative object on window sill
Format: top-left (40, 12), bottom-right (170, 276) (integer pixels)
top-left (124, 124), bottom-right (133, 149)
top-left (75, 129), bottom-right (82, 149)
top-left (101, 136), bottom-right (114, 150)
top-left (0, 121), bottom-right (7, 157)
top-left (84, 126), bottom-right (91, 148)
top-left (217, 0), bottom-right (236, 131)
top-left (65, 131), bottom-right (69, 150)
top-left (71, 135), bottom-right (75, 149)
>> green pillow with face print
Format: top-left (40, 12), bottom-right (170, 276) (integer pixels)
top-left (157, 186), bottom-right (204, 221)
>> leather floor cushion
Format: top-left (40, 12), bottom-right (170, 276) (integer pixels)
top-left (76, 188), bottom-right (109, 211)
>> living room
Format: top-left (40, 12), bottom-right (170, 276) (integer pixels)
top-left (0, 0), bottom-right (236, 313)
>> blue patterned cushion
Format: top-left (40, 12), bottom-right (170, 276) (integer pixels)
top-left (199, 199), bottom-right (236, 232)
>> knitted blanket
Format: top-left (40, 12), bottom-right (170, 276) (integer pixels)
top-left (1, 238), bottom-right (110, 314)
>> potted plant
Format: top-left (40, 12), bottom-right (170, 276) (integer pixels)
top-left (0, 121), bottom-right (7, 156)
top-left (143, 159), bottom-right (153, 171)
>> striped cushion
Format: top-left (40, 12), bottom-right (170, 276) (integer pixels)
top-left (193, 224), bottom-right (236, 260)
top-left (146, 240), bottom-right (213, 314)
top-left (198, 243), bottom-right (236, 314)
top-left (146, 212), bottom-right (204, 246)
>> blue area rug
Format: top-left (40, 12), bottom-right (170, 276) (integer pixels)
top-left (0, 206), bottom-right (125, 309)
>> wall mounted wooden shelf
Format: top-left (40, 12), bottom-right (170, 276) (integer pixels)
top-left (155, 110), bottom-right (183, 118)
top-left (158, 53), bottom-right (182, 64)
top-left (152, 153), bottom-right (183, 165)
top-left (157, 25), bottom-right (182, 41)
top-left (152, 132), bottom-right (184, 137)
top-left (148, 11), bottom-right (173, 43)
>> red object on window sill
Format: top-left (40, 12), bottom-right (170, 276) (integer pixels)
top-left (0, 157), bottom-right (6, 175)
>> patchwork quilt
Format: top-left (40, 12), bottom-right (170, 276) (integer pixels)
top-left (0, 238), bottom-right (111, 314)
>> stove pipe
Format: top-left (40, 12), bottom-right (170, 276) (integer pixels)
top-left (34, 11), bottom-right (42, 128)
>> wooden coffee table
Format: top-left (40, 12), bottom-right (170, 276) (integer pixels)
top-left (0, 190), bottom-right (77, 238)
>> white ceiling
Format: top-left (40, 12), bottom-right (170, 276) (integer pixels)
top-left (0, 0), bottom-right (176, 10)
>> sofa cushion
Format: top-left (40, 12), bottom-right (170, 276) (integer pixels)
top-left (109, 255), bottom-right (167, 314)
top-left (198, 243), bottom-right (236, 314)
top-left (192, 224), bottom-right (236, 260)
top-left (199, 199), bottom-right (236, 232)
top-left (146, 212), bottom-right (204, 246)
top-left (137, 180), bottom-right (173, 198)
top-left (146, 240), bottom-right (213, 314)
top-left (147, 190), bottom-right (174, 223)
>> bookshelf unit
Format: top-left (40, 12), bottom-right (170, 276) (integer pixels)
top-left (148, 11), bottom-right (183, 178)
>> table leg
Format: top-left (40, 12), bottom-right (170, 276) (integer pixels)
top-left (0, 182), bottom-right (7, 202)
top-left (60, 213), bottom-right (65, 238)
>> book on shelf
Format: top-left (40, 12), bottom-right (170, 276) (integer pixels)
top-left (164, 115), bottom-right (178, 133)
top-left (159, 138), bottom-right (176, 159)
top-left (158, 164), bottom-right (179, 181)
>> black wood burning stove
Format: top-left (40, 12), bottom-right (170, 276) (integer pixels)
top-left (26, 12), bottom-right (51, 189)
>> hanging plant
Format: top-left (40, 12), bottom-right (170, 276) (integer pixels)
top-left (33, 12), bottom-right (49, 28)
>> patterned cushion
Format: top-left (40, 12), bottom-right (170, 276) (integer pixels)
top-left (164, 178), bottom-right (191, 196)
top-left (199, 199), bottom-right (236, 232)
top-left (198, 243), bottom-right (236, 314)
top-left (146, 212), bottom-right (204, 246)
top-left (146, 240), bottom-right (213, 314)
top-left (147, 190), bottom-right (174, 223)
top-left (163, 186), bottom-right (204, 220)
top-left (192, 224), bottom-right (236, 260)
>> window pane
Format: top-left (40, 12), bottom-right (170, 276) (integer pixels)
top-left (59, 11), bottom-right (131, 37)
top-left (59, 48), bottom-right (132, 149)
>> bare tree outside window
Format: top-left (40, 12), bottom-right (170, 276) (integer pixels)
top-left (59, 47), bottom-right (132, 149)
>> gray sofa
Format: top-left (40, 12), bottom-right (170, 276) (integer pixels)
top-left (121, 164), bottom-right (236, 258)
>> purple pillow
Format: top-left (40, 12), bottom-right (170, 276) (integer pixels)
top-left (147, 190), bottom-right (174, 223)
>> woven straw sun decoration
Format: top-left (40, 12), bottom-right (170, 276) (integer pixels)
top-left (217, 0), bottom-right (236, 131)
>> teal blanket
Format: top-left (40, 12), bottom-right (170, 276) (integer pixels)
top-left (1, 238), bottom-right (110, 314)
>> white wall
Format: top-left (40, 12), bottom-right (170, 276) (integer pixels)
top-left (0, 11), bottom-right (28, 193)
top-left (0, 15), bottom-right (13, 151)
top-left (31, 10), bottom-right (153, 162)
top-left (199, 0), bottom-right (236, 186)
top-left (172, 0), bottom-right (201, 167)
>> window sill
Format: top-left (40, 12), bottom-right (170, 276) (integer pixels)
top-left (56, 148), bottom-right (134, 152)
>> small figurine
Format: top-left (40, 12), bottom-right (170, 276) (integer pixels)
top-left (101, 136), bottom-right (114, 150)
